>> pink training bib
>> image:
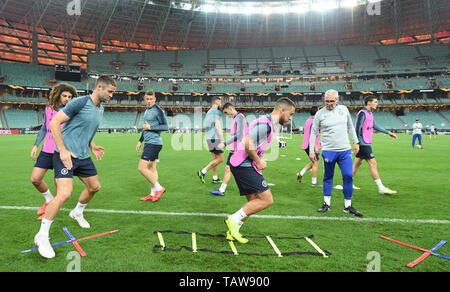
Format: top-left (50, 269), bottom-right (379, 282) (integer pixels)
top-left (42, 106), bottom-right (63, 153)
top-left (302, 118), bottom-right (320, 151)
top-left (230, 115), bottom-right (273, 175)
top-left (356, 109), bottom-right (374, 144)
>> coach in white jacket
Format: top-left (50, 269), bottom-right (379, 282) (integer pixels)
top-left (309, 89), bottom-right (363, 217)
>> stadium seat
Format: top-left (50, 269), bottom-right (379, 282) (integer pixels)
top-left (100, 112), bottom-right (137, 129)
top-left (4, 109), bottom-right (38, 129)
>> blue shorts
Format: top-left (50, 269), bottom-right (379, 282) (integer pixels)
top-left (230, 165), bottom-right (269, 196)
top-left (141, 143), bottom-right (162, 161)
top-left (34, 151), bottom-right (54, 169)
top-left (53, 152), bottom-right (98, 178)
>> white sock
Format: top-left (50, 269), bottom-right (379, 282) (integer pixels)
top-left (345, 199), bottom-right (352, 208)
top-left (39, 218), bottom-right (53, 237)
top-left (201, 168), bottom-right (207, 175)
top-left (219, 183), bottom-right (227, 193)
top-left (74, 202), bottom-right (87, 214)
top-left (374, 179), bottom-right (385, 191)
top-left (300, 169), bottom-right (307, 176)
top-left (213, 175), bottom-right (218, 180)
top-left (312, 177), bottom-right (317, 184)
top-left (41, 190), bottom-right (53, 203)
top-left (154, 182), bottom-right (163, 191)
top-left (324, 196), bottom-right (331, 206)
top-left (230, 208), bottom-right (248, 223)
top-left (151, 186), bottom-right (156, 196)
top-left (237, 221), bottom-right (244, 232)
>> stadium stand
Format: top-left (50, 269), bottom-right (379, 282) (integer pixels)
top-left (1, 44), bottom-right (449, 131)
top-left (372, 112), bottom-right (407, 130)
top-left (0, 62), bottom-right (52, 87)
top-left (4, 109), bottom-right (38, 129)
top-left (399, 111), bottom-right (448, 128)
top-left (100, 112), bottom-right (138, 129)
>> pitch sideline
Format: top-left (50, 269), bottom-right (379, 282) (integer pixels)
top-left (1, 205), bottom-right (449, 224)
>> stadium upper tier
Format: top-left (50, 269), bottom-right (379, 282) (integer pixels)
top-left (87, 45), bottom-right (448, 76)
top-left (0, 44), bottom-right (448, 93)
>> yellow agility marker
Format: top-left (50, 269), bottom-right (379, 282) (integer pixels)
top-left (192, 233), bottom-right (197, 253)
top-left (305, 237), bottom-right (328, 258)
top-left (228, 240), bottom-right (239, 255)
top-left (157, 232), bottom-right (165, 250)
top-left (266, 236), bottom-right (283, 258)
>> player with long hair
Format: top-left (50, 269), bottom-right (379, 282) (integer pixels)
top-left (30, 83), bottom-right (78, 220)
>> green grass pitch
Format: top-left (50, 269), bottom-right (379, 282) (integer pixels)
top-left (0, 132), bottom-right (449, 272)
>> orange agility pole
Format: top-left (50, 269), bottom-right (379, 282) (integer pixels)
top-left (63, 227), bottom-right (118, 258)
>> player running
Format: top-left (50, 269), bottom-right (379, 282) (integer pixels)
top-left (137, 91), bottom-right (169, 202)
top-left (209, 103), bottom-right (248, 196)
top-left (197, 96), bottom-right (225, 184)
top-left (297, 106), bottom-right (322, 187)
top-left (33, 75), bottom-right (116, 259)
top-left (30, 83), bottom-right (78, 220)
top-left (224, 97), bottom-right (296, 243)
top-left (352, 95), bottom-right (398, 195)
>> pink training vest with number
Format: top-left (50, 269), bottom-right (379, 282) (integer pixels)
top-left (229, 113), bottom-right (248, 152)
top-left (357, 109), bottom-right (374, 144)
top-left (302, 118), bottom-right (321, 151)
top-left (230, 115), bottom-right (273, 175)
top-left (42, 106), bottom-right (63, 153)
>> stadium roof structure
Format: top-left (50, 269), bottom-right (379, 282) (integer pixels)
top-left (0, 0), bottom-right (448, 68)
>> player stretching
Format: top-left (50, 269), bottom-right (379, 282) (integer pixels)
top-left (225, 97), bottom-right (295, 243)
top-left (210, 103), bottom-right (248, 196)
top-left (30, 83), bottom-right (77, 220)
top-left (137, 91), bottom-right (169, 202)
top-left (33, 75), bottom-right (116, 258)
top-left (353, 95), bottom-right (398, 195)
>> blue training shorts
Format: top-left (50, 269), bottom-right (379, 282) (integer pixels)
top-left (230, 165), bottom-right (269, 196)
top-left (53, 152), bottom-right (98, 178)
top-left (141, 143), bottom-right (162, 161)
top-left (34, 151), bottom-right (54, 170)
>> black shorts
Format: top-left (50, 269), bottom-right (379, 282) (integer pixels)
top-left (304, 149), bottom-right (320, 161)
top-left (356, 145), bottom-right (375, 160)
top-left (141, 143), bottom-right (162, 161)
top-left (230, 165), bottom-right (270, 196)
top-left (207, 139), bottom-right (224, 155)
top-left (53, 152), bottom-right (98, 178)
top-left (34, 151), bottom-right (54, 169)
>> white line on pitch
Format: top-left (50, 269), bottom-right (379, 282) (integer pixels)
top-left (0, 205), bottom-right (449, 224)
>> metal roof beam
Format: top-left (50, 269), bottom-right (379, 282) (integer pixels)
top-left (96, 0), bottom-right (120, 51)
